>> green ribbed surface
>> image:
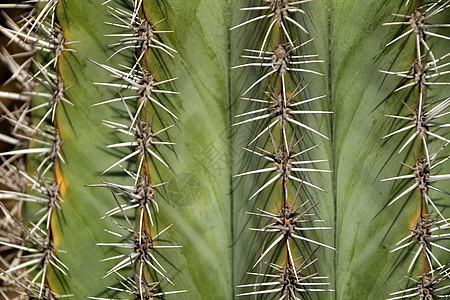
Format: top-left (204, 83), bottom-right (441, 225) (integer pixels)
top-left (37, 0), bottom-right (450, 299)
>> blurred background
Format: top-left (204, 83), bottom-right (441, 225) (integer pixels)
top-left (0, 1), bottom-right (28, 297)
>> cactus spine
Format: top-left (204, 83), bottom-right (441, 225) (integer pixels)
top-left (87, 1), bottom-right (186, 298)
top-left (381, 1), bottom-right (450, 298)
top-left (230, 1), bottom-right (334, 298)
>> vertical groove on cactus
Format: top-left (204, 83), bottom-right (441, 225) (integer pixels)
top-left (231, 1), bottom-right (334, 298)
top-left (87, 0), bottom-right (186, 298)
top-left (380, 0), bottom-right (450, 298)
top-left (0, 0), bottom-right (72, 297)
top-left (325, 1), bottom-right (338, 295)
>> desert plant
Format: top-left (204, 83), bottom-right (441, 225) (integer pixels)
top-left (0, 0), bottom-right (449, 299)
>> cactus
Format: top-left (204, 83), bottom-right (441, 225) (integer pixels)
top-left (0, 0), bottom-right (449, 299)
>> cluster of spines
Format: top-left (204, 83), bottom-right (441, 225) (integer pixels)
top-left (231, 1), bottom-right (334, 298)
top-left (87, 1), bottom-right (185, 298)
top-left (380, 0), bottom-right (450, 298)
top-left (0, 1), bottom-right (74, 298)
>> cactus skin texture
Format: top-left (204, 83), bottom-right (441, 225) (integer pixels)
top-left (0, 0), bottom-right (449, 299)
